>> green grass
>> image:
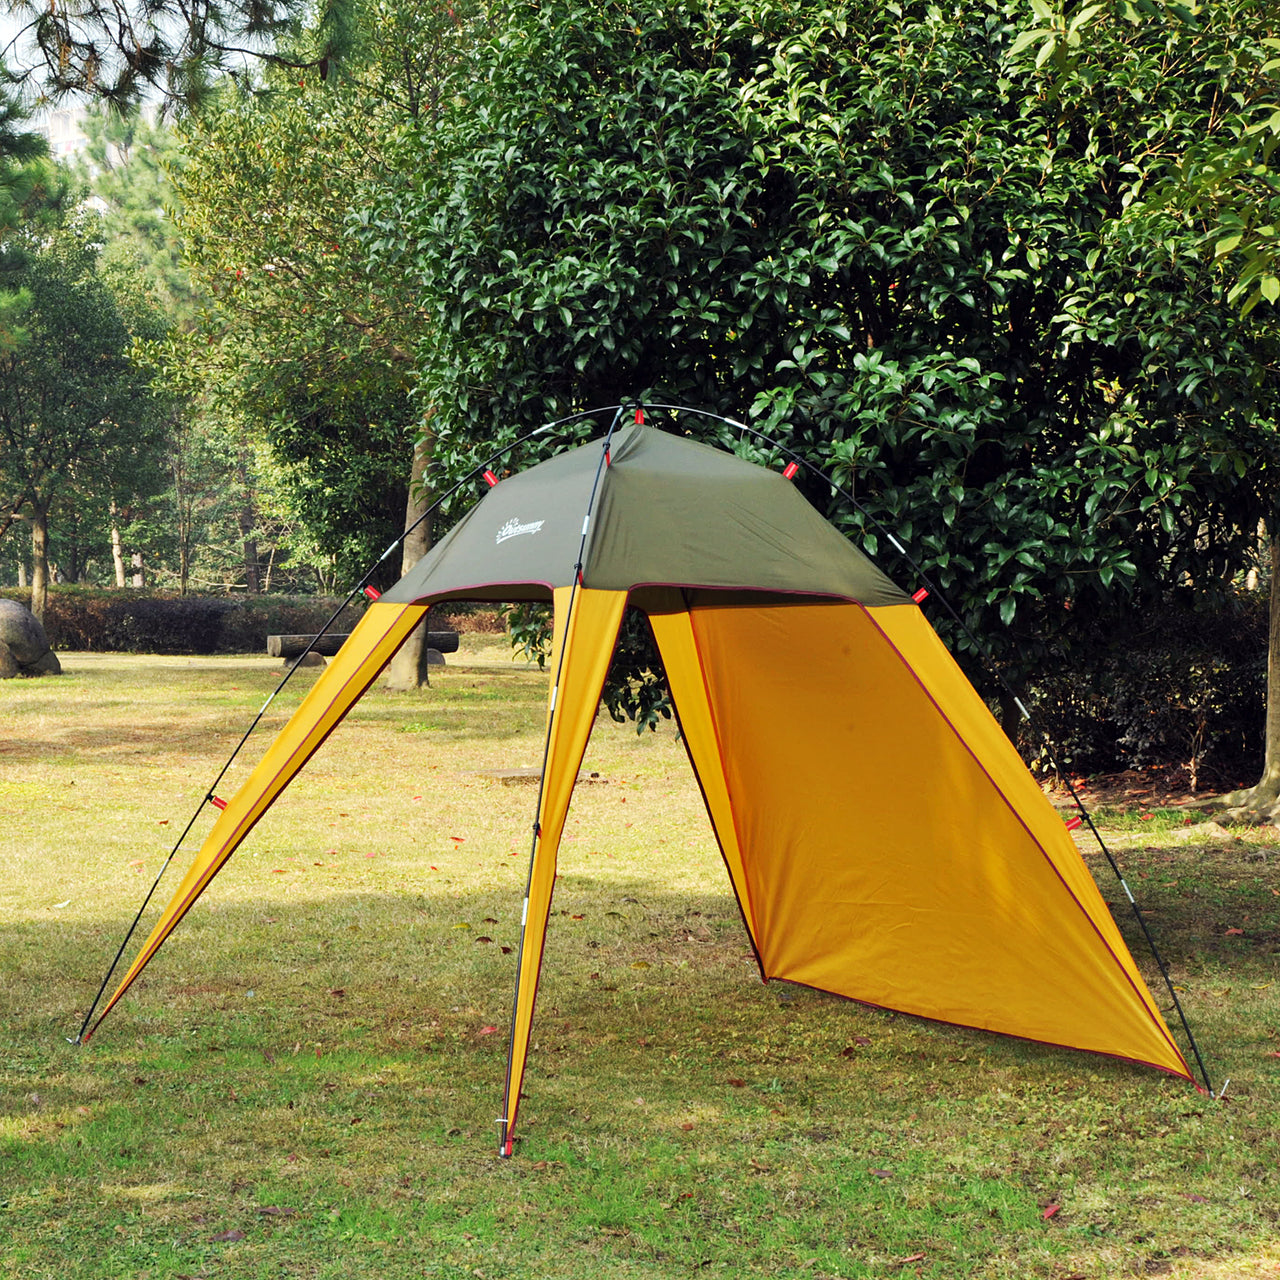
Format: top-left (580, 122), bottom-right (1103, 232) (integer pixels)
top-left (2, 643), bottom-right (1279, 1278)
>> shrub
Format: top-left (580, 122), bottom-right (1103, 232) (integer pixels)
top-left (1017, 595), bottom-right (1267, 790)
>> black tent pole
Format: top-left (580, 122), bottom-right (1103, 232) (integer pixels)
top-left (71, 408), bottom-right (617, 1046)
top-left (74, 397), bottom-right (1215, 1102)
top-left (646, 401), bottom-right (1214, 1097)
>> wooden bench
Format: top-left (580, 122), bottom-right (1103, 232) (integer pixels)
top-left (267, 630), bottom-right (460, 659)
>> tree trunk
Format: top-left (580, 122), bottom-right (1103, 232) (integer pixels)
top-left (131, 551), bottom-right (145, 589)
top-left (238, 449), bottom-right (260, 594)
top-left (110, 503), bottom-right (127, 587)
top-left (385, 428), bottom-right (435, 692)
top-left (29, 505), bottom-right (49, 625)
top-left (1216, 532), bottom-right (1280, 821)
top-left (16, 560), bottom-right (26, 588)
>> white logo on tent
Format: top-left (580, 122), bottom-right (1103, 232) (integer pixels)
top-left (495, 517), bottom-right (545, 546)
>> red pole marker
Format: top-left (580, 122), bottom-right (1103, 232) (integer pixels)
top-left (634, 407), bottom-right (645, 425)
top-left (483, 469), bottom-right (499, 487)
top-left (912, 588), bottom-right (929, 603)
top-left (363, 585), bottom-right (382, 600)
top-left (783, 461), bottom-right (799, 479)
top-left (210, 796), bottom-right (228, 811)
top-left (1065, 816), bottom-right (1083, 831)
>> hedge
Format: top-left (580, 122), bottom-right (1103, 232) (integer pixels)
top-left (0, 589), bottom-right (502, 654)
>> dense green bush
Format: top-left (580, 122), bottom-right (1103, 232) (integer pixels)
top-left (0, 588), bottom-right (503, 653)
top-left (0, 588), bottom-right (364, 654)
top-left (1017, 594), bottom-right (1267, 791)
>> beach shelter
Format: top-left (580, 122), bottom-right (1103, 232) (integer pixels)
top-left (87, 421), bottom-right (1194, 1153)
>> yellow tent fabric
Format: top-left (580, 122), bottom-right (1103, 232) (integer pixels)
top-left (500, 586), bottom-right (627, 1154)
top-left (86, 601), bottom-right (427, 1038)
top-left (651, 594), bottom-right (1188, 1077)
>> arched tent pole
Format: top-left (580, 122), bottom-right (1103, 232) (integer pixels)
top-left (71, 406), bottom-right (620, 1047)
top-left (497, 404), bottom-right (632, 1157)
top-left (644, 400), bottom-right (1213, 1098)
top-left (73, 397), bottom-right (1213, 1112)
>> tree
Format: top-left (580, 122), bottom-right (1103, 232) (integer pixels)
top-left (72, 108), bottom-right (200, 325)
top-left (161, 73), bottom-right (418, 580)
top-left (156, 0), bottom-right (478, 669)
top-left (371, 0), bottom-right (1280, 717)
top-left (2, 0), bottom-right (352, 111)
top-left (1007, 0), bottom-right (1280, 813)
top-left (0, 224), bottom-right (168, 619)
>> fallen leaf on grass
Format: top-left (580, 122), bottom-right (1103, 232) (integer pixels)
top-left (727, 1078), bottom-right (746, 1088)
top-left (211, 1229), bottom-right (245, 1242)
top-left (1041, 1203), bottom-right (1061, 1220)
top-left (1182, 1193), bottom-right (1209, 1203)
top-left (1225, 927), bottom-right (1244, 935)
top-left (475, 936), bottom-right (493, 944)
top-left (895, 1254), bottom-right (926, 1266)
top-left (680, 1122), bottom-right (694, 1131)
top-left (869, 1169), bottom-right (893, 1179)
top-left (477, 1026), bottom-right (499, 1036)
top-left (258, 1206), bottom-right (299, 1217)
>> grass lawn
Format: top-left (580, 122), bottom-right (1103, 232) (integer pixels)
top-left (1, 641), bottom-right (1278, 1279)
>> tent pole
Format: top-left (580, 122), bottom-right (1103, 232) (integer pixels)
top-left (498, 404), bottom-right (631, 1157)
top-left (646, 401), bottom-right (1214, 1096)
top-left (70, 408), bottom-right (620, 1048)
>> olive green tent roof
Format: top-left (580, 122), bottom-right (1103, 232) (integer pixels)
top-left (381, 423), bottom-right (910, 606)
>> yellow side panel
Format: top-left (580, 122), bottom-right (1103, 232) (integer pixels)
top-left (88, 601), bottom-right (429, 1037)
top-left (647, 607), bottom-right (759, 945)
top-left (501, 587), bottom-right (628, 1149)
top-left (683, 598), bottom-right (1188, 1079)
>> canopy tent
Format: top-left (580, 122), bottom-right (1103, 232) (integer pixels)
top-left (86, 420), bottom-right (1194, 1154)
